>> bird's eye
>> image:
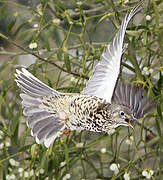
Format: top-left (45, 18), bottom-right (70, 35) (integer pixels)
top-left (120, 111), bottom-right (125, 116)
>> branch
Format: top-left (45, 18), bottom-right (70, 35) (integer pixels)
top-left (0, 42), bottom-right (104, 56)
top-left (136, 121), bottom-right (157, 137)
top-left (0, 33), bottom-right (89, 79)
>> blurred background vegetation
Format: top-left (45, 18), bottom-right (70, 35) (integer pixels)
top-left (0, 0), bottom-right (162, 179)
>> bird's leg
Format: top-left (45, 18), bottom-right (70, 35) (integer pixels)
top-left (59, 117), bottom-right (71, 136)
top-left (62, 128), bottom-right (71, 136)
top-left (59, 117), bottom-right (69, 126)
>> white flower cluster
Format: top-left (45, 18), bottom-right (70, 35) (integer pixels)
top-left (70, 76), bottom-right (76, 82)
top-left (9, 158), bottom-right (20, 167)
top-left (69, 21), bottom-right (73, 25)
top-left (142, 67), bottom-right (153, 76)
top-left (110, 163), bottom-right (120, 175)
top-left (76, 1), bottom-right (83, 6)
top-left (36, 4), bottom-right (43, 16)
top-left (107, 129), bottom-right (115, 135)
top-left (63, 173), bottom-right (71, 180)
top-left (18, 168), bottom-right (35, 178)
top-left (52, 18), bottom-right (61, 25)
top-left (100, 148), bottom-right (106, 154)
top-left (109, 162), bottom-right (152, 179)
top-left (0, 130), bottom-right (4, 139)
top-left (6, 174), bottom-right (16, 180)
top-left (124, 0), bottom-right (129, 3)
top-left (146, 15), bottom-right (151, 21)
top-left (24, 170), bottom-right (34, 178)
top-left (123, 172), bottom-right (130, 180)
top-left (33, 24), bottom-right (39, 28)
top-left (0, 143), bottom-right (4, 150)
top-left (6, 142), bottom-right (11, 147)
top-left (126, 136), bottom-right (134, 145)
top-left (142, 169), bottom-right (154, 179)
top-left (60, 161), bottom-right (66, 167)
top-left (25, 170), bottom-right (34, 177)
top-left (76, 142), bottom-right (84, 148)
top-left (36, 168), bottom-right (45, 176)
top-left (29, 42), bottom-right (38, 49)
top-left (0, 141), bottom-right (10, 150)
top-left (18, 168), bottom-right (23, 175)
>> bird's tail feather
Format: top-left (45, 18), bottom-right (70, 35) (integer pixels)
top-left (15, 68), bottom-right (65, 147)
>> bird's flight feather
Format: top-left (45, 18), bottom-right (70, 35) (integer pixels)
top-left (82, 5), bottom-right (142, 103)
top-left (112, 82), bottom-right (156, 119)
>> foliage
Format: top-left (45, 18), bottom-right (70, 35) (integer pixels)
top-left (0, 0), bottom-right (162, 179)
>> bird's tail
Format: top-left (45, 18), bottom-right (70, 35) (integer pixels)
top-left (15, 68), bottom-right (66, 147)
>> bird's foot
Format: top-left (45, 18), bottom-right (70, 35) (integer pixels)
top-left (61, 129), bottom-right (71, 136)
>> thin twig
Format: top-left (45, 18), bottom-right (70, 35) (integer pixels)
top-left (136, 121), bottom-right (157, 137)
top-left (1, 35), bottom-right (89, 79)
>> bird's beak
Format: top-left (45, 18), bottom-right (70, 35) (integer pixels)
top-left (127, 118), bottom-right (135, 129)
top-left (128, 121), bottom-right (134, 129)
top-left (125, 118), bottom-right (134, 129)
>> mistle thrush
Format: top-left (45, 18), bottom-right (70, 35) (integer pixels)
top-left (15, 4), bottom-right (155, 147)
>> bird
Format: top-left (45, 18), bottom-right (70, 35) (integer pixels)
top-left (15, 4), bottom-right (154, 148)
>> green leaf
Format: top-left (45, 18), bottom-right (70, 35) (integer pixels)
top-left (0, 124), bottom-right (9, 136)
top-left (0, 63), bottom-right (8, 72)
top-left (157, 105), bottom-right (163, 124)
top-left (126, 29), bottom-right (143, 36)
top-left (19, 144), bottom-right (31, 152)
top-left (18, 28), bottom-right (37, 40)
top-left (41, 151), bottom-right (49, 170)
top-left (57, 49), bottom-right (63, 61)
top-left (157, 71), bottom-right (163, 94)
top-left (13, 22), bottom-right (28, 37)
top-left (9, 110), bottom-right (21, 136)
top-left (64, 51), bottom-right (71, 72)
top-left (7, 19), bottom-right (16, 33)
top-left (155, 116), bottom-right (161, 137)
top-left (152, 0), bottom-right (159, 27)
top-left (64, 142), bottom-right (69, 168)
top-left (31, 144), bottom-right (38, 158)
top-left (44, 37), bottom-right (51, 51)
top-left (0, 4), bottom-right (8, 20)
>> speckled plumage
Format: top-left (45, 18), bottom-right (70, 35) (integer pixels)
top-left (15, 4), bottom-right (155, 147)
top-left (40, 94), bottom-right (112, 132)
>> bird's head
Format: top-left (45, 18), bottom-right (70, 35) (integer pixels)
top-left (109, 104), bottom-right (135, 129)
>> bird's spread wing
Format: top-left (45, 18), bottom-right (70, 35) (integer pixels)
top-left (112, 82), bottom-right (156, 119)
top-left (82, 5), bottom-right (142, 103)
top-left (15, 68), bottom-right (66, 147)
